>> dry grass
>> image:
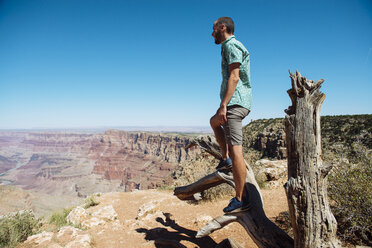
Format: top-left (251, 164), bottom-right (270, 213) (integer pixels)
top-left (48, 207), bottom-right (73, 228)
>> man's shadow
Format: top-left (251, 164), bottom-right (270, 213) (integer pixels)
top-left (136, 212), bottom-right (218, 248)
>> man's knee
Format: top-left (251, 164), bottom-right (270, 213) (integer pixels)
top-left (210, 114), bottom-right (219, 128)
top-left (229, 145), bottom-right (243, 160)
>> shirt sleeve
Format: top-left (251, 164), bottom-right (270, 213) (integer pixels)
top-left (225, 43), bottom-right (243, 65)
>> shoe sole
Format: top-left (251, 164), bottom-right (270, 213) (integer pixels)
top-left (224, 205), bottom-right (251, 214)
top-left (215, 165), bottom-right (232, 171)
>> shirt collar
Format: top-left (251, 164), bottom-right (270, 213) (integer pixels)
top-left (222, 35), bottom-right (235, 45)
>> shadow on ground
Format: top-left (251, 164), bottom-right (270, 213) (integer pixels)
top-left (136, 212), bottom-right (217, 248)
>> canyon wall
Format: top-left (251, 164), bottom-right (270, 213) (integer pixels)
top-left (90, 130), bottom-right (200, 191)
top-left (0, 130), bottom-right (200, 194)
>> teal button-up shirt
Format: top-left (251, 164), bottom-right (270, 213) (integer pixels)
top-left (220, 35), bottom-right (252, 110)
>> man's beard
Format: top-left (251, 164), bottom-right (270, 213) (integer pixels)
top-left (214, 31), bottom-right (223, 44)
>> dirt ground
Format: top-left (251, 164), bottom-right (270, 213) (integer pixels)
top-left (88, 187), bottom-right (289, 248)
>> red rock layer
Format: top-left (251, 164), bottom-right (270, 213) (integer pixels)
top-left (91, 130), bottom-right (199, 191)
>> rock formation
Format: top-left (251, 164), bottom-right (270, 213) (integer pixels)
top-left (243, 118), bottom-right (287, 159)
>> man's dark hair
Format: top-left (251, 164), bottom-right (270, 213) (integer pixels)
top-left (216, 17), bottom-right (235, 34)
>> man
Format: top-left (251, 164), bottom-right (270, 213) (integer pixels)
top-left (210, 17), bottom-right (251, 213)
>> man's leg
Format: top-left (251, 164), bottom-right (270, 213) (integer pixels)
top-left (222, 106), bottom-right (250, 213)
top-left (210, 114), bottom-right (228, 160)
top-left (229, 144), bottom-right (246, 201)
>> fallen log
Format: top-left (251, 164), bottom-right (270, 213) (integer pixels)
top-left (175, 135), bottom-right (294, 248)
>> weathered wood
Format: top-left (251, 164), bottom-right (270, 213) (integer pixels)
top-left (174, 172), bottom-right (224, 200)
top-left (175, 135), bottom-right (294, 248)
top-left (185, 135), bottom-right (223, 160)
top-left (284, 71), bottom-right (341, 248)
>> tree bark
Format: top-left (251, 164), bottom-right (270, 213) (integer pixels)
top-left (284, 71), bottom-right (341, 248)
top-left (175, 135), bottom-right (294, 248)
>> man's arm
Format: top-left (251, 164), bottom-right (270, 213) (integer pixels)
top-left (217, 62), bottom-right (240, 124)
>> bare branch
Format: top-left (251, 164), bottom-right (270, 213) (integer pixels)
top-left (185, 135), bottom-right (222, 160)
top-left (196, 215), bottom-right (238, 238)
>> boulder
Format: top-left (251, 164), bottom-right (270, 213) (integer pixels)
top-left (25, 231), bottom-right (54, 246)
top-left (66, 206), bottom-right (87, 226)
top-left (255, 159), bottom-right (287, 188)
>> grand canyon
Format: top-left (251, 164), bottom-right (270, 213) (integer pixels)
top-left (0, 130), bottom-right (201, 216)
top-left (1, 115), bottom-right (371, 247)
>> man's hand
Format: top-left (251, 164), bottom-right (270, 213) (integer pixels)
top-left (217, 105), bottom-right (227, 125)
top-left (219, 63), bottom-right (240, 126)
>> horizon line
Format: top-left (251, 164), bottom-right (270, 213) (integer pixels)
top-left (1, 113), bottom-right (371, 131)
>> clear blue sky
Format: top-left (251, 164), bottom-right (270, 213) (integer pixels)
top-left (1, 0), bottom-right (371, 129)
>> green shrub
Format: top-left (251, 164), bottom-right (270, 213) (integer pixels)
top-left (0, 211), bottom-right (41, 248)
top-left (157, 185), bottom-right (175, 191)
top-left (83, 195), bottom-right (99, 209)
top-left (328, 144), bottom-right (372, 245)
top-left (49, 207), bottom-right (73, 228)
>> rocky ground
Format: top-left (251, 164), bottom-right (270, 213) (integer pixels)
top-left (19, 187), bottom-right (289, 248)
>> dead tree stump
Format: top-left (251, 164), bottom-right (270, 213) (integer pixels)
top-left (174, 136), bottom-right (293, 248)
top-left (173, 71), bottom-right (341, 247)
top-left (284, 71), bottom-right (341, 248)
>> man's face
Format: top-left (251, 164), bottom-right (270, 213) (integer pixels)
top-left (212, 22), bottom-right (224, 44)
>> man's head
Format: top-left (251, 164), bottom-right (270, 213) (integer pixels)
top-left (212, 17), bottom-right (235, 44)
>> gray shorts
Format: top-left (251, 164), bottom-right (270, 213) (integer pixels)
top-left (223, 105), bottom-right (250, 146)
